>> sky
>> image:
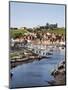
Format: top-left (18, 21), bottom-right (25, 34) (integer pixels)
top-left (10, 2), bottom-right (65, 28)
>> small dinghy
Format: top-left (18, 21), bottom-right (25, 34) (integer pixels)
top-left (46, 52), bottom-right (53, 55)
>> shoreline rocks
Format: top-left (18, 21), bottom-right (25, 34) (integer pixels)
top-left (51, 60), bottom-right (66, 85)
top-left (10, 55), bottom-right (52, 69)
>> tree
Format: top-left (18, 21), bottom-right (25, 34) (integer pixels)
top-left (45, 23), bottom-right (49, 30)
top-left (50, 25), bottom-right (53, 30)
top-left (27, 28), bottom-right (33, 32)
top-left (13, 32), bottom-right (23, 39)
top-left (55, 23), bottom-right (58, 28)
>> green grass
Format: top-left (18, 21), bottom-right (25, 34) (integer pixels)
top-left (10, 29), bottom-right (29, 38)
top-left (10, 52), bottom-right (19, 58)
top-left (42, 28), bottom-right (65, 35)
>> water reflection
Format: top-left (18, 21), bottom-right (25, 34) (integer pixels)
top-left (10, 47), bottom-right (65, 88)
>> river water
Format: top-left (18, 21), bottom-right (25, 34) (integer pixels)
top-left (10, 47), bottom-right (65, 88)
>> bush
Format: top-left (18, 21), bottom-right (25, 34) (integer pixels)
top-left (10, 29), bottom-right (29, 39)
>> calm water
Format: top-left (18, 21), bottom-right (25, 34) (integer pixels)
top-left (10, 47), bottom-right (65, 88)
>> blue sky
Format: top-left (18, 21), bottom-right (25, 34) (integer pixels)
top-left (10, 2), bottom-right (65, 28)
